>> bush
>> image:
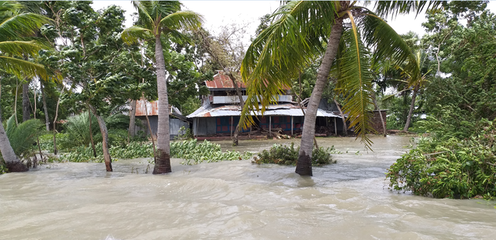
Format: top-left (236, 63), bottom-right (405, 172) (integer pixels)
top-left (4, 115), bottom-right (44, 159)
top-left (253, 142), bottom-right (337, 166)
top-left (387, 119), bottom-right (496, 199)
top-left (171, 139), bottom-right (253, 165)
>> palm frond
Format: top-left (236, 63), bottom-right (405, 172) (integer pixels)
top-left (335, 16), bottom-right (374, 149)
top-left (121, 26), bottom-right (152, 44)
top-left (360, 11), bottom-right (419, 79)
top-left (0, 40), bottom-right (45, 57)
top-left (0, 12), bottom-right (51, 41)
top-left (0, 55), bottom-right (47, 79)
top-left (374, 0), bottom-right (444, 18)
top-left (159, 11), bottom-right (203, 33)
top-left (240, 0), bottom-right (336, 129)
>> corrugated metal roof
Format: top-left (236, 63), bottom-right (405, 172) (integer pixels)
top-left (186, 102), bottom-right (342, 118)
top-left (135, 99), bottom-right (186, 121)
top-left (205, 72), bottom-right (247, 89)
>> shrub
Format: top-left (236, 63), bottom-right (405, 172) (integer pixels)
top-left (58, 112), bottom-right (101, 150)
top-left (171, 139), bottom-right (253, 165)
top-left (387, 119), bottom-right (496, 199)
top-left (4, 115), bottom-right (44, 159)
top-left (253, 142), bottom-right (337, 166)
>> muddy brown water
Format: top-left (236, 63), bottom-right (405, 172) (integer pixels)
top-left (1, 136), bottom-right (495, 240)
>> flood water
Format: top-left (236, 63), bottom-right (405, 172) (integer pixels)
top-left (1, 136), bottom-right (495, 240)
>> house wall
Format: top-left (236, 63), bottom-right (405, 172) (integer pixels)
top-left (193, 117), bottom-right (217, 136)
top-left (136, 116), bottom-right (190, 139)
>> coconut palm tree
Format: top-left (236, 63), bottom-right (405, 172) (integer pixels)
top-left (0, 0), bottom-right (49, 172)
top-left (121, 1), bottom-right (202, 174)
top-left (240, 1), bottom-right (441, 176)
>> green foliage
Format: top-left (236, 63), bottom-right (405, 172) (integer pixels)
top-left (387, 119), bottom-right (496, 199)
top-left (4, 115), bottom-right (44, 158)
top-left (52, 139), bottom-right (251, 164)
top-left (174, 126), bottom-right (193, 140)
top-left (58, 112), bottom-right (100, 150)
top-left (253, 142), bottom-right (337, 166)
top-left (171, 139), bottom-right (253, 165)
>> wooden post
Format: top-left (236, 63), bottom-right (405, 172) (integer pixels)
top-left (269, 116), bottom-right (271, 138)
top-left (334, 117), bottom-right (337, 136)
top-left (291, 116), bottom-right (294, 136)
top-left (230, 116), bottom-right (233, 137)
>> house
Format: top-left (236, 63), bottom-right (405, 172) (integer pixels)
top-left (133, 99), bottom-right (189, 139)
top-left (187, 71), bottom-right (346, 137)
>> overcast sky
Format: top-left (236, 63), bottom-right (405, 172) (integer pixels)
top-left (92, 1), bottom-right (496, 44)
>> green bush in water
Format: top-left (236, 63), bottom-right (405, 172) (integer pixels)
top-left (387, 119), bottom-right (496, 199)
top-left (52, 139), bottom-right (251, 164)
top-left (171, 139), bottom-right (253, 165)
top-left (4, 115), bottom-right (44, 158)
top-left (253, 142), bottom-right (337, 166)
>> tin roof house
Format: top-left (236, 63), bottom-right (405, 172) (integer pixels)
top-left (187, 71), bottom-right (347, 137)
top-left (133, 99), bottom-right (189, 139)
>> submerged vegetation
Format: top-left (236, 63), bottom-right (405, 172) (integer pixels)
top-left (253, 143), bottom-right (337, 166)
top-left (387, 119), bottom-right (496, 199)
top-left (41, 138), bottom-right (252, 165)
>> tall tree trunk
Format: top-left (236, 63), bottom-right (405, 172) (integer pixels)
top-left (14, 80), bottom-right (19, 125)
top-left (22, 82), bottom-right (30, 122)
top-left (372, 93), bottom-right (387, 137)
top-left (89, 105), bottom-right (113, 172)
top-left (40, 81), bottom-right (50, 131)
top-left (296, 19), bottom-right (343, 176)
top-left (153, 35), bottom-right (171, 174)
top-left (88, 111), bottom-right (97, 158)
top-left (128, 100), bottom-right (136, 141)
top-left (403, 85), bottom-right (419, 132)
top-left (228, 72), bottom-right (244, 146)
top-left (334, 98), bottom-right (348, 136)
top-left (53, 87), bottom-right (63, 155)
top-left (0, 78), bottom-right (2, 122)
top-left (0, 106), bottom-right (27, 172)
top-left (143, 96), bottom-right (157, 163)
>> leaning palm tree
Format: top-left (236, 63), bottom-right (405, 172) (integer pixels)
top-left (240, 1), bottom-right (441, 176)
top-left (121, 0), bottom-right (202, 174)
top-left (0, 0), bottom-right (49, 172)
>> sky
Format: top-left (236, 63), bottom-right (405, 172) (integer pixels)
top-left (91, 1), bottom-right (496, 44)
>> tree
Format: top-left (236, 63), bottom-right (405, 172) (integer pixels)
top-left (0, 0), bottom-right (49, 172)
top-left (195, 25), bottom-right (247, 145)
top-left (122, 0), bottom-right (202, 174)
top-left (240, 1), bottom-right (442, 176)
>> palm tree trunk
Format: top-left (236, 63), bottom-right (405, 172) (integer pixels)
top-left (371, 92), bottom-right (386, 137)
top-left (128, 99), bottom-right (136, 141)
top-left (14, 80), bottom-right (19, 125)
top-left (334, 98), bottom-right (348, 136)
top-left (153, 35), bottom-right (171, 174)
top-left (88, 111), bottom-right (97, 158)
top-left (89, 106), bottom-right (113, 172)
top-left (228, 73), bottom-right (244, 146)
top-left (0, 78), bottom-right (2, 122)
top-left (403, 85), bottom-right (419, 132)
top-left (0, 112), bottom-right (27, 172)
top-left (296, 19), bottom-right (343, 176)
top-left (53, 86), bottom-right (63, 155)
top-left (40, 81), bottom-right (50, 131)
top-left (22, 82), bottom-right (30, 122)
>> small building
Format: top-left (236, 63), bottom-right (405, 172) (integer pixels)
top-left (134, 99), bottom-right (189, 139)
top-left (187, 71), bottom-right (346, 137)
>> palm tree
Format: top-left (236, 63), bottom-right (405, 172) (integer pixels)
top-left (122, 1), bottom-right (202, 174)
top-left (240, 1), bottom-right (441, 176)
top-left (0, 1), bottom-right (49, 172)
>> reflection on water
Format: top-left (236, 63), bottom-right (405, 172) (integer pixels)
top-left (0, 136), bottom-right (495, 240)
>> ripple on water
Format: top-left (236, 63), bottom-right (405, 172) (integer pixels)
top-left (0, 136), bottom-right (495, 239)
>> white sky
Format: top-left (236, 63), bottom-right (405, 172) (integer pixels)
top-left (92, 1), bottom-right (496, 43)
